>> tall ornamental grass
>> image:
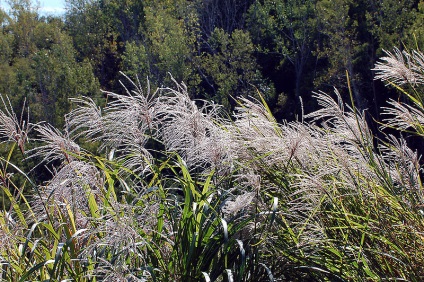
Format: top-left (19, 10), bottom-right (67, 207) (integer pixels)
top-left (1, 50), bottom-right (424, 281)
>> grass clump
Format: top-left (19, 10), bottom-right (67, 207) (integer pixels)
top-left (1, 51), bottom-right (424, 281)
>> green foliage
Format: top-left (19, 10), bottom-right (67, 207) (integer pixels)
top-left (31, 35), bottom-right (99, 126)
top-left (141, 0), bottom-right (200, 88)
top-left (248, 0), bottom-right (317, 91)
top-left (0, 9), bottom-right (13, 64)
top-left (2, 56), bottom-right (424, 279)
top-left (0, 2), bottom-right (100, 127)
top-left (367, 0), bottom-right (417, 52)
top-left (121, 40), bottom-right (149, 80)
top-left (314, 0), bottom-right (368, 106)
top-left (140, 156), bottom-right (254, 281)
top-left (199, 28), bottom-right (269, 108)
top-left (65, 0), bottom-right (119, 90)
top-left (4, 0), bottom-right (424, 280)
top-left (407, 1), bottom-right (424, 50)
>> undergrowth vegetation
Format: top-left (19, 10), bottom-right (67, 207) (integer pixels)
top-left (1, 49), bottom-right (424, 281)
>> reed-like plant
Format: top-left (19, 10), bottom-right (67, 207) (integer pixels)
top-left (2, 48), bottom-right (424, 281)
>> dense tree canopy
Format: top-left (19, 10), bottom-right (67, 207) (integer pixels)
top-left (0, 0), bottom-right (422, 122)
top-left (0, 0), bottom-right (100, 127)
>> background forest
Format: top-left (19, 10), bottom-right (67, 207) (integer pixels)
top-left (1, 0), bottom-right (423, 125)
top-left (3, 0), bottom-right (424, 281)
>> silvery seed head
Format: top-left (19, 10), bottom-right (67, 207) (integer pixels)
top-left (374, 48), bottom-right (424, 86)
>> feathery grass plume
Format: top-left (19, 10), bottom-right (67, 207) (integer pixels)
top-left (304, 90), bottom-right (380, 186)
top-left (108, 73), bottom-right (157, 130)
top-left (32, 160), bottom-right (101, 230)
top-left (228, 95), bottom-right (338, 179)
top-left (68, 74), bottom-right (158, 175)
top-left (374, 48), bottom-right (424, 86)
top-left (231, 96), bottom-right (281, 138)
top-left (98, 94), bottom-right (155, 174)
top-left (303, 91), bottom-right (379, 193)
top-left (226, 96), bottom-right (286, 168)
top-left (381, 99), bottom-right (424, 135)
top-left (297, 91), bottom-right (376, 192)
top-left (229, 95), bottom-right (335, 179)
top-left (229, 96), bottom-right (282, 149)
top-left (222, 192), bottom-right (255, 218)
top-left (0, 96), bottom-right (31, 154)
top-left (101, 81), bottom-right (158, 149)
top-left (157, 78), bottom-right (232, 172)
top-left (379, 135), bottom-right (422, 200)
top-left (26, 124), bottom-right (80, 164)
top-left (306, 89), bottom-right (373, 147)
top-left (65, 97), bottom-right (103, 140)
top-left (83, 199), bottom-right (159, 281)
top-left (89, 259), bottom-right (150, 282)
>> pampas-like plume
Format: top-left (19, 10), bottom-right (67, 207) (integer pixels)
top-left (381, 99), bottom-right (424, 134)
top-left (0, 96), bottom-right (31, 154)
top-left (306, 90), bottom-right (373, 147)
top-left (379, 135), bottom-right (422, 201)
top-left (222, 192), bottom-right (255, 217)
top-left (67, 74), bottom-right (234, 175)
top-left (226, 91), bottom-right (372, 184)
top-left (26, 124), bottom-right (80, 164)
top-left (373, 48), bottom-right (424, 86)
top-left (157, 78), bottom-right (233, 172)
top-left (83, 201), bottom-right (160, 281)
top-left (32, 160), bottom-right (101, 229)
top-left (65, 97), bottom-right (103, 140)
top-left (67, 74), bottom-right (157, 174)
